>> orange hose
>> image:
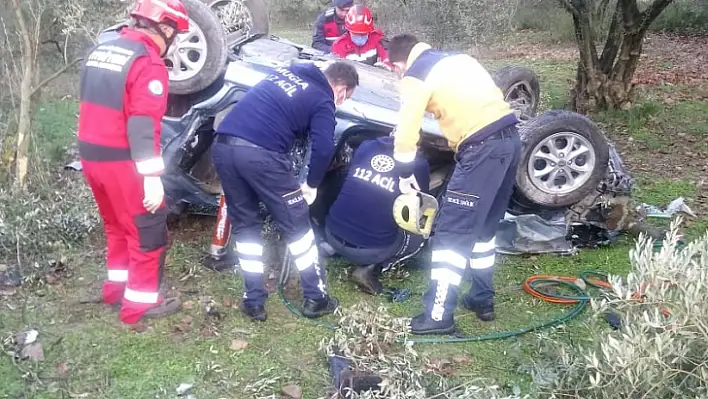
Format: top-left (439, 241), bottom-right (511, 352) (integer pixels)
top-left (523, 275), bottom-right (671, 318)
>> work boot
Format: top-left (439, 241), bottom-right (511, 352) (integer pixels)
top-left (302, 296), bottom-right (339, 319)
top-left (240, 302), bottom-right (267, 322)
top-left (142, 297), bottom-right (182, 319)
top-left (351, 264), bottom-right (383, 295)
top-left (461, 296), bottom-right (496, 321)
top-left (410, 312), bottom-right (456, 335)
top-left (79, 294), bottom-right (121, 312)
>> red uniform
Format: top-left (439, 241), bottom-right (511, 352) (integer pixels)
top-left (78, 27), bottom-right (169, 324)
top-left (331, 29), bottom-right (390, 67)
top-left (312, 7), bottom-right (347, 52)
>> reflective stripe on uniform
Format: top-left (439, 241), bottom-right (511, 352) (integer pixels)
top-left (289, 229), bottom-right (318, 271)
top-left (294, 246), bottom-right (318, 271)
top-left (107, 269), bottom-right (128, 282)
top-left (236, 242), bottom-right (263, 256)
top-left (240, 259), bottom-right (264, 274)
top-left (473, 237), bottom-right (496, 253)
top-left (430, 267), bottom-right (462, 286)
top-left (470, 237), bottom-right (496, 270)
top-left (288, 230), bottom-right (315, 256)
top-left (124, 288), bottom-right (159, 304)
top-left (344, 49), bottom-right (377, 62)
top-left (431, 249), bottom-right (467, 270)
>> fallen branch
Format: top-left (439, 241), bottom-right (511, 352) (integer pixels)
top-left (30, 57), bottom-right (82, 97)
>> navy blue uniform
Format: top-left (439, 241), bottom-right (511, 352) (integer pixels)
top-left (212, 64), bottom-right (336, 307)
top-left (325, 137), bottom-right (430, 266)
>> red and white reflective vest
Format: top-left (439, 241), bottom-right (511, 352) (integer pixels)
top-left (78, 28), bottom-right (168, 176)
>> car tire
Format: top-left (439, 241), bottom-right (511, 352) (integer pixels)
top-left (167, 0), bottom-right (228, 95)
top-left (493, 65), bottom-right (540, 121)
top-left (208, 0), bottom-right (270, 45)
top-left (515, 110), bottom-right (609, 208)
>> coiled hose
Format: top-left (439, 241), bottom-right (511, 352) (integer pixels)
top-left (277, 252), bottom-right (612, 343)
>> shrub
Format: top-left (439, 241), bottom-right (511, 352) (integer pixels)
top-left (321, 303), bottom-right (525, 398)
top-left (534, 217), bottom-right (708, 398)
top-left (0, 173), bottom-right (100, 275)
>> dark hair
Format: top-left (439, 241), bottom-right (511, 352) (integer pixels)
top-left (324, 61), bottom-right (359, 90)
top-left (387, 34), bottom-right (419, 63)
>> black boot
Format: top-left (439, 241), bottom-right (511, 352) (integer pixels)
top-left (240, 302), bottom-right (267, 322)
top-left (302, 296), bottom-right (339, 319)
top-left (461, 295), bottom-right (495, 321)
top-left (412, 278), bottom-right (459, 335)
top-left (351, 264), bottom-right (383, 295)
top-left (410, 312), bottom-right (456, 335)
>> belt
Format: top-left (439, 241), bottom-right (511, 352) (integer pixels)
top-left (329, 231), bottom-right (366, 249)
top-left (458, 125), bottom-right (517, 152)
top-left (216, 135), bottom-right (263, 149)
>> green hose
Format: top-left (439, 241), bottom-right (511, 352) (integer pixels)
top-left (277, 252), bottom-right (601, 343)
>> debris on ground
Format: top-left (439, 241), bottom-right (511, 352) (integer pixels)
top-left (200, 296), bottom-right (223, 320)
top-left (176, 383), bottom-right (194, 396)
top-left (229, 339), bottom-right (248, 351)
top-left (496, 213), bottom-right (574, 255)
top-left (45, 258), bottom-right (72, 285)
top-left (640, 197), bottom-right (698, 219)
top-left (10, 329), bottom-right (45, 361)
top-left (280, 384), bottom-right (302, 399)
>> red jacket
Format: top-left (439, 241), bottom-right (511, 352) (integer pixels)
top-left (331, 30), bottom-right (391, 67)
top-left (78, 28), bottom-right (168, 176)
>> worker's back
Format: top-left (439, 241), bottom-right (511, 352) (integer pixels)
top-left (326, 137), bottom-right (430, 247)
top-left (398, 44), bottom-right (517, 151)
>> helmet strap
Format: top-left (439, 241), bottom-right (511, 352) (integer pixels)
top-left (136, 17), bottom-right (178, 57)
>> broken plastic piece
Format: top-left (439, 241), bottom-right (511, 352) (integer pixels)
top-left (641, 197), bottom-right (697, 219)
top-left (176, 383), bottom-right (193, 396)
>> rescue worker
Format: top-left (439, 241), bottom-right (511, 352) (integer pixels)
top-left (324, 136), bottom-right (430, 294)
top-left (77, 0), bottom-right (189, 324)
top-left (212, 61), bottom-right (360, 322)
top-left (331, 5), bottom-right (391, 69)
top-left (312, 0), bottom-right (353, 53)
top-left (387, 34), bottom-right (522, 335)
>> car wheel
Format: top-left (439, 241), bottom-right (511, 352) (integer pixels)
top-left (493, 65), bottom-right (540, 121)
top-left (165, 0), bottom-right (228, 95)
top-left (515, 111), bottom-right (609, 208)
top-left (209, 0), bottom-right (270, 45)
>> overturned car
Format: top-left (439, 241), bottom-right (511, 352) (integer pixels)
top-left (90, 0), bottom-right (636, 260)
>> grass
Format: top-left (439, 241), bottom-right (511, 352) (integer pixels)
top-left (2, 28), bottom-right (707, 399)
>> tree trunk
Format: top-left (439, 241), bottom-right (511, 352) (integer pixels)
top-left (566, 0), bottom-right (675, 113)
top-left (11, 0), bottom-right (34, 190)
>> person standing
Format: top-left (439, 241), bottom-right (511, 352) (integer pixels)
top-left (78, 0), bottom-right (190, 324)
top-left (312, 0), bottom-right (353, 53)
top-left (212, 61), bottom-right (359, 322)
top-left (386, 34), bottom-right (522, 335)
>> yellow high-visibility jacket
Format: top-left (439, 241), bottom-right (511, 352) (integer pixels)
top-left (392, 42), bottom-right (517, 165)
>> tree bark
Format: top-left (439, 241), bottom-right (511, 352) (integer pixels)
top-left (12, 0), bottom-right (34, 190)
top-left (567, 0), bottom-right (675, 113)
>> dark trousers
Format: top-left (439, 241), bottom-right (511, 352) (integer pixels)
top-left (423, 125), bottom-right (521, 322)
top-left (325, 226), bottom-right (425, 269)
top-left (211, 136), bottom-right (328, 307)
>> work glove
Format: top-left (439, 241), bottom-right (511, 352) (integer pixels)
top-left (300, 183), bottom-right (317, 205)
top-left (398, 174), bottom-right (420, 195)
top-left (374, 61), bottom-right (392, 71)
top-left (143, 176), bottom-right (165, 213)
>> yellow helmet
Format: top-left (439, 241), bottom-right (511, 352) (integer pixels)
top-left (392, 192), bottom-right (438, 239)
